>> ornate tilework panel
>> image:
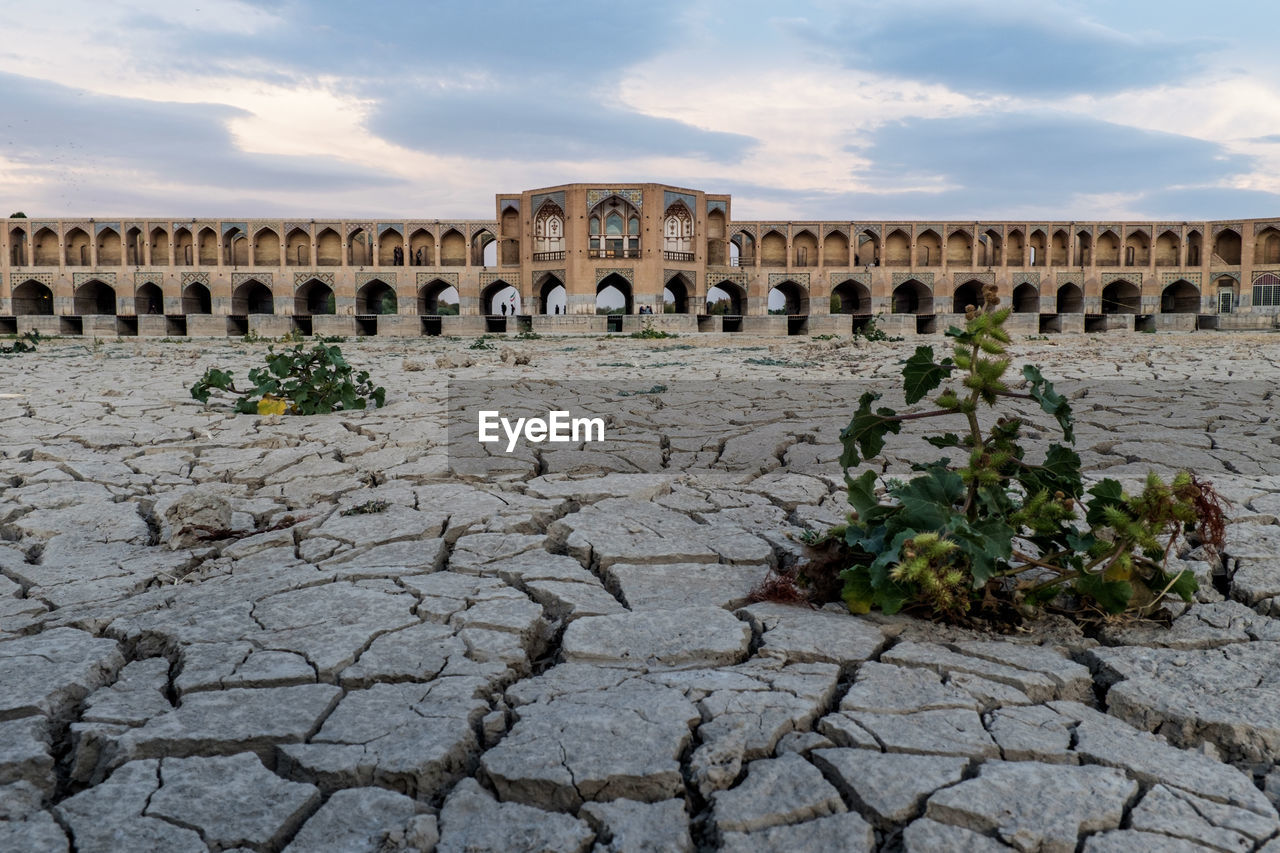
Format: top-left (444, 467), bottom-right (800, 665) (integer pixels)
top-left (30, 222), bottom-right (55, 231)
top-left (472, 223), bottom-right (498, 237)
top-left (1055, 272), bottom-right (1083, 287)
top-left (480, 272), bottom-right (517, 288)
top-left (376, 224), bottom-right (405, 236)
top-left (761, 225), bottom-right (789, 238)
top-left (664, 269), bottom-right (696, 286)
top-left (1161, 272), bottom-right (1200, 286)
top-left (663, 191), bottom-right (697, 213)
top-left (416, 272), bottom-right (459, 287)
top-left (284, 222), bottom-right (311, 235)
top-left (1102, 273), bottom-right (1141, 285)
top-left (586, 189), bottom-right (643, 211)
top-left (955, 272), bottom-right (996, 285)
top-left (530, 191), bottom-right (565, 215)
top-left (947, 225), bottom-right (973, 237)
top-left (499, 199), bottom-right (520, 212)
top-left (294, 272), bottom-right (334, 288)
top-left (917, 225), bottom-right (942, 237)
top-left (595, 268), bottom-right (634, 286)
top-left (1009, 272), bottom-right (1040, 286)
top-left (439, 223), bottom-right (465, 236)
top-left (94, 222), bottom-right (121, 234)
top-left (1212, 223), bottom-right (1242, 236)
top-left (1125, 226), bottom-right (1150, 237)
top-left (823, 225), bottom-right (850, 237)
top-left (1254, 222), bottom-right (1280, 234)
top-left (730, 225), bottom-right (757, 238)
top-left (830, 272), bottom-right (871, 286)
top-left (708, 271), bottom-right (747, 287)
top-left (233, 272), bottom-right (272, 286)
top-left (706, 200), bottom-right (726, 215)
top-left (11, 272), bottom-right (53, 287)
top-left (133, 272), bottom-right (165, 286)
top-left (180, 272), bottom-right (210, 287)
top-left (857, 225), bottom-right (881, 239)
top-left (356, 272), bottom-right (396, 287)
top-left (1216, 271), bottom-right (1241, 283)
top-left (347, 222), bottom-right (374, 236)
top-left (891, 272), bottom-right (934, 287)
top-left (73, 272), bottom-right (116, 286)
top-left (221, 222), bottom-right (246, 236)
top-left (768, 273), bottom-right (810, 289)
top-left (533, 270), bottom-right (566, 288)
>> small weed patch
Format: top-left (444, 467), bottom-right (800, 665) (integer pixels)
top-left (191, 342), bottom-right (386, 415)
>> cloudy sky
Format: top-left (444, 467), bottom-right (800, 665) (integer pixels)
top-left (3, 0), bottom-right (1280, 221)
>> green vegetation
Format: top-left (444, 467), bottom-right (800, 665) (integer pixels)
top-left (808, 286), bottom-right (1222, 624)
top-left (0, 330), bottom-right (41, 355)
top-left (191, 342), bottom-right (386, 415)
top-left (340, 500), bottom-right (389, 516)
top-left (469, 336), bottom-right (496, 350)
top-left (629, 319), bottom-right (678, 339)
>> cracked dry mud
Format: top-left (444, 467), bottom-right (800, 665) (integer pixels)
top-left (2, 331), bottom-right (1280, 852)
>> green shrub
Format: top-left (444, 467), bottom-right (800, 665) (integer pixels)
top-left (823, 286), bottom-right (1222, 623)
top-left (191, 342), bottom-right (386, 415)
top-left (0, 330), bottom-right (41, 355)
top-left (629, 319), bottom-right (677, 339)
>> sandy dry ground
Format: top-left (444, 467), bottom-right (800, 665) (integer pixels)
top-left (1, 329), bottom-right (1280, 852)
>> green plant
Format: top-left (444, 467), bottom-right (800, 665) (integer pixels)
top-left (629, 319), bottom-right (677, 339)
top-left (0, 330), bottom-right (41, 354)
top-left (852, 317), bottom-right (901, 343)
top-left (827, 286), bottom-right (1222, 623)
top-left (340, 499), bottom-right (389, 516)
top-left (515, 331), bottom-right (542, 340)
top-left (469, 335), bottom-right (496, 350)
top-left (190, 342), bottom-right (386, 415)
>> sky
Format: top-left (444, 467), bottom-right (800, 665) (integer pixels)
top-left (3, 0), bottom-right (1280, 222)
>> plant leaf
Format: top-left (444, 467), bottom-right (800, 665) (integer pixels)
top-left (902, 346), bottom-right (953, 405)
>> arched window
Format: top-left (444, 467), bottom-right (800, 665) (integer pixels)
top-left (588, 195), bottom-right (641, 259)
top-left (533, 203), bottom-right (565, 259)
top-left (663, 204), bottom-right (693, 259)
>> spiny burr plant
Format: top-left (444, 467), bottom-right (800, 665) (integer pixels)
top-left (828, 284), bottom-right (1223, 621)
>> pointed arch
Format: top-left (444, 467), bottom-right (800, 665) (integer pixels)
top-left (8, 225), bottom-right (27, 266)
top-left (596, 272), bottom-right (632, 315)
top-left (663, 272), bottom-right (692, 314)
top-left (1101, 279), bottom-right (1140, 314)
top-left (472, 229), bottom-right (496, 266)
top-left (533, 202), bottom-right (565, 260)
top-left (1160, 280), bottom-right (1199, 313)
top-left (1156, 230), bottom-right (1181, 267)
top-left (135, 282), bottom-right (164, 315)
top-left (355, 278), bottom-right (397, 315)
top-left (792, 229), bottom-right (818, 267)
top-left (953, 279), bottom-right (984, 314)
top-left (410, 229), bottom-right (435, 266)
top-left (197, 227), bottom-right (218, 265)
top-left (706, 279), bottom-right (746, 315)
top-left (33, 227), bottom-right (58, 266)
top-left (946, 230), bottom-right (972, 266)
top-left (663, 202), bottom-right (694, 259)
top-left (74, 279), bottom-right (116, 314)
top-left (150, 226), bottom-right (170, 266)
top-left (1012, 282), bottom-right (1039, 313)
top-left (418, 278), bottom-right (458, 315)
top-left (173, 227), bottom-right (193, 265)
top-left (440, 229), bottom-right (466, 266)
top-left (588, 194), bottom-right (641, 259)
top-left (892, 279), bottom-right (932, 315)
top-left (1028, 229), bottom-right (1046, 267)
top-left (124, 226), bottom-right (143, 265)
top-left (1056, 283), bottom-right (1084, 313)
top-left (916, 229), bottom-right (941, 266)
top-left (1075, 230), bottom-right (1092, 266)
top-left (823, 231), bottom-right (850, 267)
top-left (1187, 229), bottom-right (1203, 266)
top-left (96, 227), bottom-right (121, 265)
top-left (254, 227), bottom-right (280, 266)
top-left (731, 232), bottom-right (755, 266)
top-left (1096, 230), bottom-right (1120, 267)
top-left (706, 208), bottom-right (726, 265)
top-left (316, 228), bottom-right (341, 266)
top-left (12, 279), bottom-right (53, 315)
top-left (1254, 227), bottom-right (1280, 265)
top-left (295, 278), bottom-right (334, 315)
top-left (981, 229), bottom-right (1002, 266)
top-left (831, 279), bottom-right (870, 314)
top-left (885, 229), bottom-right (911, 267)
top-left (501, 206), bottom-right (521, 264)
top-left (1007, 229), bottom-right (1025, 266)
top-left (1124, 231), bottom-right (1150, 267)
top-left (182, 281), bottom-right (212, 314)
top-left (768, 279), bottom-right (809, 315)
top-left (1051, 229), bottom-right (1069, 266)
top-left (286, 228), bottom-right (310, 266)
top-left (536, 273), bottom-right (566, 315)
top-left (233, 279), bottom-right (274, 315)
top-left (66, 227), bottom-right (90, 266)
top-left (348, 227), bottom-right (370, 266)
top-left (377, 228), bottom-right (404, 267)
top-left (224, 227), bottom-right (247, 266)
top-left (761, 230), bottom-right (787, 266)
top-left (1213, 228), bottom-right (1241, 265)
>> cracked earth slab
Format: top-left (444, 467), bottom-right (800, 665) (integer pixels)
top-left (3, 335), bottom-right (1280, 851)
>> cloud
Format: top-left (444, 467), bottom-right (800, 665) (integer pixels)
top-left (788, 0), bottom-right (1216, 96)
top-left (847, 112), bottom-right (1260, 214)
